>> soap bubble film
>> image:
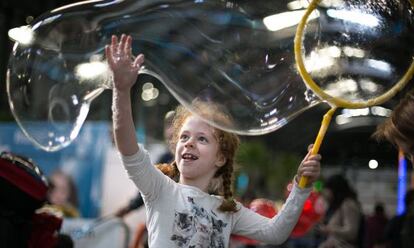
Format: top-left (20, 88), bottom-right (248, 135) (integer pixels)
top-left (7, 0), bottom-right (413, 151)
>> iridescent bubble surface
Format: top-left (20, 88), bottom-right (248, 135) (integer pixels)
top-left (6, 0), bottom-right (413, 151)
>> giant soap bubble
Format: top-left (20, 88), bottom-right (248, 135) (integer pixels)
top-left (6, 0), bottom-right (414, 152)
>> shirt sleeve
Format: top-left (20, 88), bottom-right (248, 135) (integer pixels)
top-left (232, 183), bottom-right (311, 245)
top-left (120, 143), bottom-right (171, 202)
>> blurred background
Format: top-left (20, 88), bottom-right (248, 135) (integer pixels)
top-left (1, 0), bottom-right (413, 247)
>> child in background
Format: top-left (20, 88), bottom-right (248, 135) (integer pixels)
top-left (48, 170), bottom-right (79, 218)
top-left (107, 34), bottom-right (321, 247)
top-left (374, 90), bottom-right (414, 162)
top-left (374, 90), bottom-right (414, 248)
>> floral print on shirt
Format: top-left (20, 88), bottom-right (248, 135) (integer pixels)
top-left (171, 197), bottom-right (227, 248)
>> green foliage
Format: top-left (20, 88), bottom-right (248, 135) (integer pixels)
top-left (235, 140), bottom-right (302, 200)
top-left (236, 141), bottom-right (273, 173)
top-left (268, 151), bottom-right (301, 198)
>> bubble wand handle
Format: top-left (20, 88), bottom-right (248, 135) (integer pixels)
top-left (299, 107), bottom-right (336, 188)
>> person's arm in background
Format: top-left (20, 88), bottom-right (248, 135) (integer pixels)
top-left (106, 34), bottom-right (144, 156)
top-left (115, 193), bottom-right (144, 217)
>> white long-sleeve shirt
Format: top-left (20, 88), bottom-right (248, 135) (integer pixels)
top-left (121, 144), bottom-right (311, 248)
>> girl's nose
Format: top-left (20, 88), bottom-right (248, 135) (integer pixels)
top-left (184, 138), bottom-right (195, 148)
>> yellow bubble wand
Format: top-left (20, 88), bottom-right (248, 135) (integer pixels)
top-left (294, 0), bottom-right (414, 188)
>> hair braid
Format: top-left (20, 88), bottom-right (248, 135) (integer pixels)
top-left (218, 159), bottom-right (237, 212)
top-left (156, 162), bottom-right (179, 182)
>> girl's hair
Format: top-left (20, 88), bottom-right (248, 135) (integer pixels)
top-left (157, 102), bottom-right (240, 212)
top-left (373, 90), bottom-right (414, 153)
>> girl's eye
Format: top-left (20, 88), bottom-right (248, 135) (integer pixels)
top-left (198, 136), bottom-right (208, 143)
top-left (180, 134), bottom-right (189, 141)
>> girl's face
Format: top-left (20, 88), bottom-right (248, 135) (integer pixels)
top-left (175, 116), bottom-right (226, 185)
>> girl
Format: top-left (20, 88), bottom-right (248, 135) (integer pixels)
top-left (106, 34), bottom-right (321, 247)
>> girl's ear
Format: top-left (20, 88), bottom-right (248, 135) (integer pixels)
top-left (216, 153), bottom-right (226, 168)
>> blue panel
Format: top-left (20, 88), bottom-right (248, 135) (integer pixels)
top-left (0, 122), bottom-right (111, 218)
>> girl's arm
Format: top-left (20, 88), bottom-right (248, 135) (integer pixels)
top-left (106, 34), bottom-right (144, 156)
top-left (107, 35), bottom-right (170, 202)
top-left (233, 184), bottom-right (311, 244)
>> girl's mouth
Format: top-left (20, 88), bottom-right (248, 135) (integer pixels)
top-left (182, 153), bottom-right (198, 160)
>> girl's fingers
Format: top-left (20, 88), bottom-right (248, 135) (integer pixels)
top-left (300, 168), bottom-right (318, 179)
top-left (302, 162), bottom-right (320, 172)
top-left (111, 35), bottom-right (118, 49)
top-left (302, 159), bottom-right (321, 170)
top-left (120, 34), bottom-right (127, 43)
top-left (107, 34), bottom-right (144, 85)
top-left (105, 45), bottom-right (114, 67)
top-left (298, 145), bottom-right (319, 179)
top-left (123, 35), bottom-right (132, 56)
top-left (300, 154), bottom-right (320, 178)
top-left (133, 54), bottom-right (145, 68)
top-left (309, 154), bottom-right (322, 161)
top-left (118, 34), bottom-right (127, 54)
top-left (302, 149), bottom-right (312, 164)
top-left (108, 35), bottom-right (138, 62)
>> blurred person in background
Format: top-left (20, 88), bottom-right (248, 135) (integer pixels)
top-left (47, 170), bottom-right (80, 218)
top-left (0, 151), bottom-right (72, 248)
top-left (364, 202), bottom-right (388, 248)
top-left (383, 189), bottom-right (414, 248)
top-left (317, 174), bottom-right (363, 248)
top-left (374, 89), bottom-right (414, 164)
top-left (374, 90), bottom-right (414, 248)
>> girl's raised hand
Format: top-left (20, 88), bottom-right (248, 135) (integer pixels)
top-left (105, 34), bottom-right (145, 92)
top-left (297, 144), bottom-right (321, 187)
